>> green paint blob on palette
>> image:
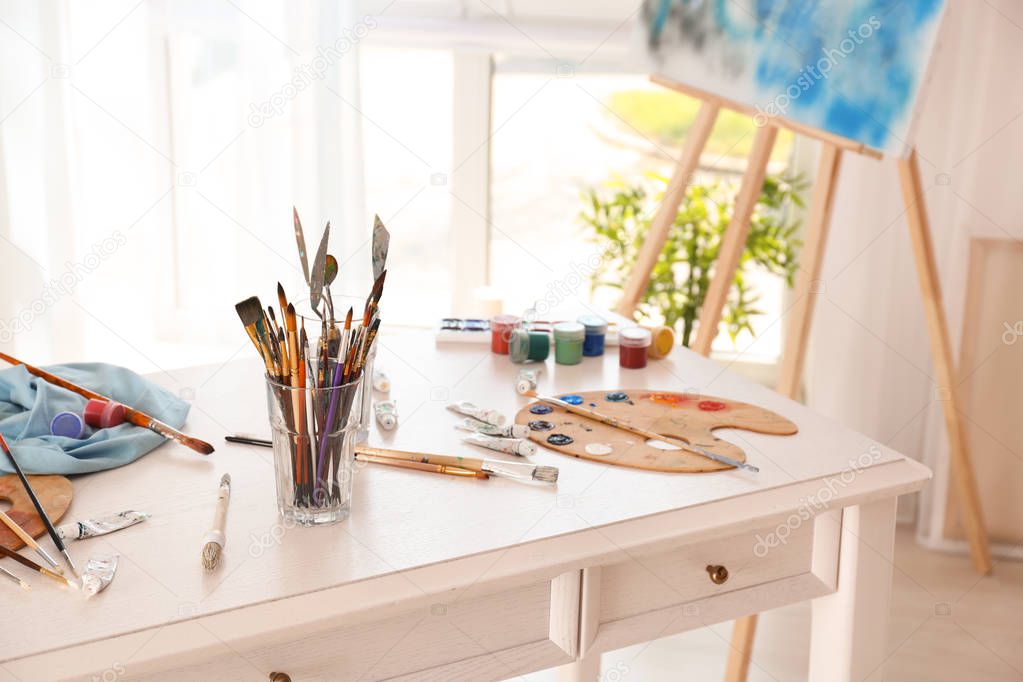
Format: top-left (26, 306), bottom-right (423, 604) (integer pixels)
top-left (514, 389), bottom-right (797, 473)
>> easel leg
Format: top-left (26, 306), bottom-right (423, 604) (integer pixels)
top-left (692, 125), bottom-right (779, 356)
top-left (897, 150), bottom-right (992, 574)
top-left (776, 144), bottom-right (842, 399)
top-left (616, 102), bottom-right (720, 317)
top-left (724, 143), bottom-right (844, 682)
top-left (724, 614), bottom-right (758, 682)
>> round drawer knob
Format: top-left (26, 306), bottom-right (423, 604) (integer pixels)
top-left (706, 564), bottom-right (729, 585)
top-left (269, 673), bottom-right (292, 682)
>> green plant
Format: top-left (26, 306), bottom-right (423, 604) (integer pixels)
top-left (580, 172), bottom-right (805, 347)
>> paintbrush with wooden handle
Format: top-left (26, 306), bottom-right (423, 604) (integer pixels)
top-left (0, 352), bottom-right (214, 455)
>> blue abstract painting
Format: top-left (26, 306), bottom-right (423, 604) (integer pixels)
top-left (641, 0), bottom-right (946, 156)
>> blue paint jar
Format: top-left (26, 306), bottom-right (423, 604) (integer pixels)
top-left (578, 315), bottom-right (608, 357)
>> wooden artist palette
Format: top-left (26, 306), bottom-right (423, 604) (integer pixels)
top-left (515, 390), bottom-right (797, 473)
top-left (0, 475), bottom-right (72, 551)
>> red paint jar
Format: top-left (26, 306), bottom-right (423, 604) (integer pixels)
top-left (619, 327), bottom-right (652, 369)
top-left (490, 315), bottom-right (520, 355)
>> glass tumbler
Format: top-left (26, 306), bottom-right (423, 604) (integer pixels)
top-left (265, 367), bottom-right (364, 526)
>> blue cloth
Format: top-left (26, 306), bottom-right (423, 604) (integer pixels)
top-left (0, 363), bottom-right (190, 475)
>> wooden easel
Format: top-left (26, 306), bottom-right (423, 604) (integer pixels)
top-left (617, 75), bottom-right (992, 682)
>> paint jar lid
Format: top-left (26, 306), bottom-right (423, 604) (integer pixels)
top-left (490, 314), bottom-right (520, 331)
top-left (577, 315), bottom-right (608, 334)
top-left (509, 328), bottom-right (531, 363)
top-left (50, 411), bottom-right (85, 439)
top-left (619, 326), bottom-right (652, 348)
top-left (83, 398), bottom-right (126, 429)
top-left (553, 321), bottom-right (585, 341)
top-left (647, 325), bottom-right (675, 359)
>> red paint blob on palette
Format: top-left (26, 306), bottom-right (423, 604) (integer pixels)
top-left (698, 400), bottom-right (727, 412)
top-left (648, 392), bottom-right (686, 406)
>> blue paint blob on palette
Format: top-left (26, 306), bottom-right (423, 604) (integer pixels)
top-left (529, 404), bottom-right (553, 415)
top-left (559, 395), bottom-right (584, 405)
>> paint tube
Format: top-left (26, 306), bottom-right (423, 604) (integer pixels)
top-left (516, 368), bottom-right (541, 395)
top-left (462, 432), bottom-right (536, 457)
top-left (455, 417), bottom-right (529, 439)
top-left (82, 554), bottom-right (118, 598)
top-left (446, 401), bottom-right (506, 426)
top-left (375, 400), bottom-right (398, 430)
top-left (372, 369), bottom-right (390, 393)
top-left (56, 510), bottom-right (149, 542)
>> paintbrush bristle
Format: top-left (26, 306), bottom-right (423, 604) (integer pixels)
top-left (234, 296), bottom-right (264, 327)
top-left (201, 541), bottom-right (222, 570)
top-left (532, 466), bottom-right (559, 483)
top-left (180, 434), bottom-right (216, 455)
top-left (285, 303), bottom-right (297, 331)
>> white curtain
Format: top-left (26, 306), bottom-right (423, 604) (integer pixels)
top-left (0, 0), bottom-right (366, 372)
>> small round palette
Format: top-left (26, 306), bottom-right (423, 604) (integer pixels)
top-left (515, 389), bottom-right (797, 473)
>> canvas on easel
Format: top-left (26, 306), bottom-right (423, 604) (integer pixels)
top-left (597, 4), bottom-right (992, 682)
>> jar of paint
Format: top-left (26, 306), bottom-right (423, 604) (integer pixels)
top-left (489, 315), bottom-right (519, 355)
top-left (645, 325), bottom-right (676, 359)
top-left (577, 315), bottom-right (608, 357)
top-left (619, 327), bottom-right (652, 369)
top-left (553, 322), bottom-right (585, 365)
top-left (509, 328), bottom-right (550, 363)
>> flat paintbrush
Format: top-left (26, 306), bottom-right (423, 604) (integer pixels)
top-left (355, 445), bottom-right (558, 485)
top-left (0, 543), bottom-right (71, 587)
top-left (0, 433), bottom-right (79, 577)
top-left (0, 352), bottom-right (214, 455)
top-left (235, 297), bottom-right (276, 379)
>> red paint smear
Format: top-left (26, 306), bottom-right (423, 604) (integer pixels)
top-left (698, 400), bottom-right (727, 412)
top-left (648, 392), bottom-right (686, 406)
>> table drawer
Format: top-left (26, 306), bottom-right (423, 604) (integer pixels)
top-left (583, 512), bottom-right (841, 654)
top-left (132, 572), bottom-right (580, 682)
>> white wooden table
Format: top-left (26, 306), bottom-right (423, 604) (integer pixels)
top-left (0, 330), bottom-right (930, 681)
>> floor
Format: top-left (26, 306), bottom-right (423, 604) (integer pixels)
top-left (523, 526), bottom-right (1023, 681)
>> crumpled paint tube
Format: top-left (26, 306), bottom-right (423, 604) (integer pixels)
top-left (56, 511), bottom-right (149, 542)
top-left (82, 554), bottom-right (118, 597)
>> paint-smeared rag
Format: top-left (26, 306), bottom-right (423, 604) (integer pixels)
top-left (0, 363), bottom-right (189, 475)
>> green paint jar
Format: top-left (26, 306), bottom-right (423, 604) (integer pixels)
top-left (553, 322), bottom-right (585, 365)
top-left (509, 328), bottom-right (550, 363)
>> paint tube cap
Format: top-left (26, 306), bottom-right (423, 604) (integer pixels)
top-left (83, 399), bottom-right (126, 429)
top-left (50, 412), bottom-right (85, 439)
top-left (515, 439), bottom-right (538, 456)
top-left (577, 315), bottom-right (608, 334)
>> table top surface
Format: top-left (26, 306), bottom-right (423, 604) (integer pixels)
top-left (1, 329), bottom-right (930, 662)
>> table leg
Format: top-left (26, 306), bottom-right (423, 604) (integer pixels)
top-left (557, 652), bottom-right (601, 682)
top-left (808, 498), bottom-right (897, 682)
